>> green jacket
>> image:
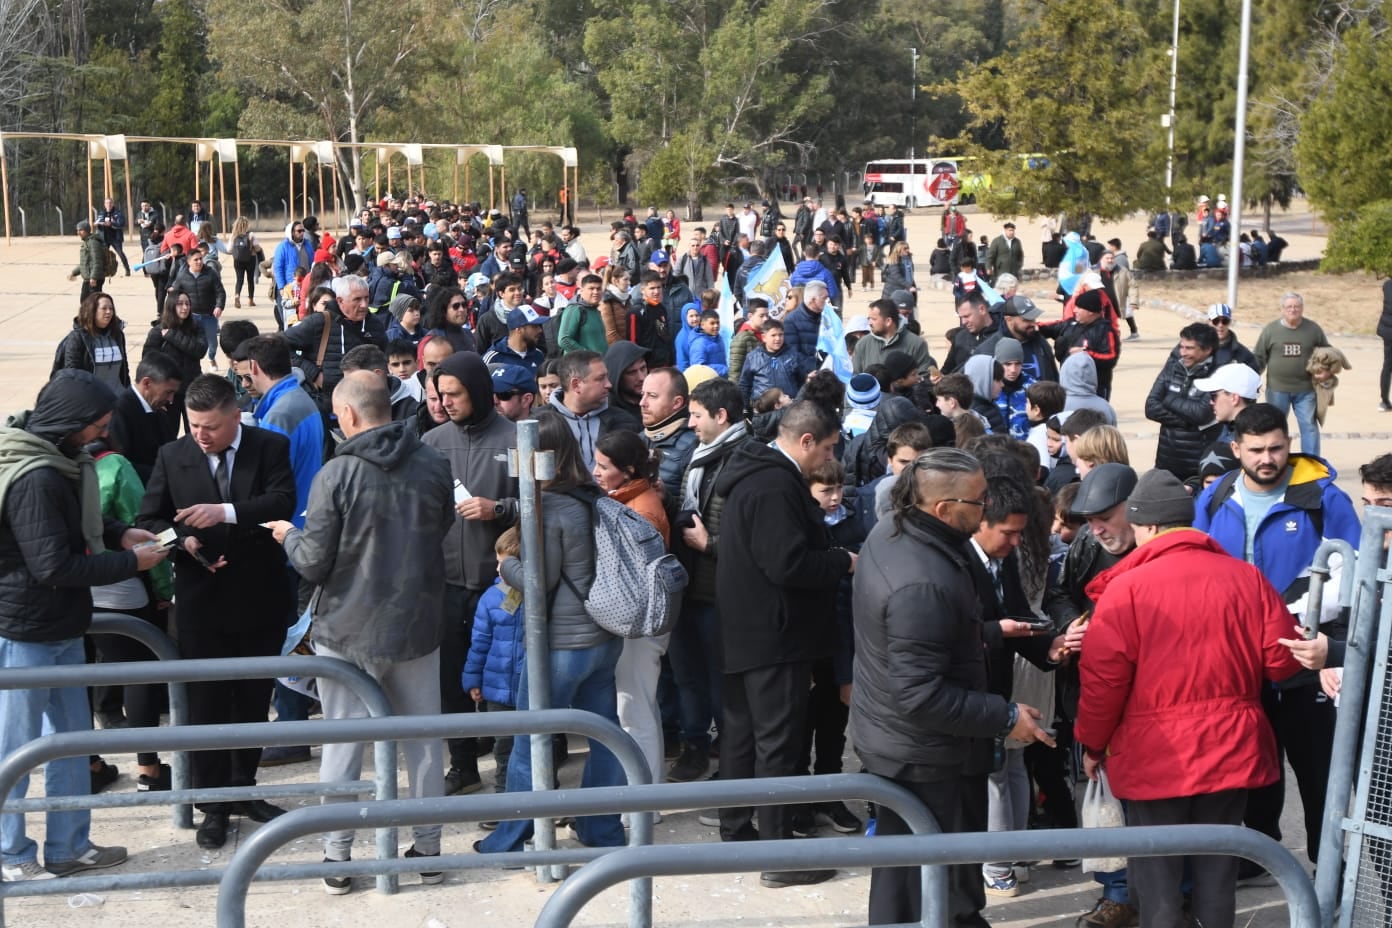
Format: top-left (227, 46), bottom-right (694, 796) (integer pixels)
top-left (75, 235), bottom-right (106, 282)
top-left (94, 451), bottom-right (173, 601)
top-left (557, 300), bottom-right (609, 355)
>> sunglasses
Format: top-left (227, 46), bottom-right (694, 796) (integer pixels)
top-left (449, 301), bottom-right (467, 309)
top-left (1212, 318), bottom-right (1231, 325)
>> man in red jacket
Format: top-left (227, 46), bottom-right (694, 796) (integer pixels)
top-left (1075, 469), bottom-right (1301, 928)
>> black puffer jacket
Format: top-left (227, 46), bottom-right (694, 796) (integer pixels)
top-left (166, 265), bottom-right (226, 315)
top-left (142, 320), bottom-right (206, 387)
top-left (843, 396), bottom-right (924, 487)
top-left (283, 309), bottom-right (389, 390)
top-left (1144, 352), bottom-right (1220, 481)
top-left (850, 508), bottom-right (1011, 782)
top-left (54, 323), bottom-right (131, 388)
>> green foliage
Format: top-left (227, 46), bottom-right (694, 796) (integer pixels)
top-left (1296, 22), bottom-right (1392, 225)
top-left (143, 0), bottom-right (207, 207)
top-left (941, 0), bottom-right (1165, 221)
top-left (1322, 199), bottom-right (1392, 277)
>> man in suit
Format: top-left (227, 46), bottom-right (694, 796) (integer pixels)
top-left (985, 222), bottom-right (1025, 282)
top-left (138, 374), bottom-right (297, 850)
top-left (109, 354), bottom-right (182, 484)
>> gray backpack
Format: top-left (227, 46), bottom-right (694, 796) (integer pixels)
top-left (563, 490), bottom-right (687, 638)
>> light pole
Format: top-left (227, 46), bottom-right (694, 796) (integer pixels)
top-left (1164, 0), bottom-right (1180, 222)
top-left (910, 47), bottom-right (919, 167)
top-left (1226, 0), bottom-right (1252, 311)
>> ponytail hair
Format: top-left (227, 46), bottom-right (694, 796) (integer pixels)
top-left (595, 429), bottom-right (663, 488)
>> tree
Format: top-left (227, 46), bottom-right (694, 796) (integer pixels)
top-left (1323, 198), bottom-right (1392, 276)
top-left (143, 0), bottom-right (206, 208)
top-left (938, 0), bottom-right (1166, 223)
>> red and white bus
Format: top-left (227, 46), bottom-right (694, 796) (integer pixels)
top-left (862, 158), bottom-right (961, 209)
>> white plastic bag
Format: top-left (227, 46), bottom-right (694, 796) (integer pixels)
top-left (1080, 769), bottom-right (1126, 874)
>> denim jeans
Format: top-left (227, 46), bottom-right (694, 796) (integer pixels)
top-left (476, 638), bottom-right (627, 852)
top-left (667, 600), bottom-right (722, 748)
top-left (1267, 389), bottom-right (1319, 459)
top-left (0, 637), bottom-right (94, 866)
top-left (194, 312), bottom-right (219, 362)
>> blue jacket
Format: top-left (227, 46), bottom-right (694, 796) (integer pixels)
top-left (1193, 455), bottom-right (1361, 597)
top-left (675, 318), bottom-right (700, 370)
top-left (481, 337), bottom-right (544, 378)
top-left (253, 375), bottom-right (325, 529)
top-left (789, 258), bottom-right (840, 304)
top-left (781, 305), bottom-right (823, 376)
top-left (688, 331), bottom-right (728, 376)
top-left (273, 227), bottom-right (314, 291)
top-left (385, 318), bottom-right (423, 348)
top-left (995, 374), bottom-right (1035, 442)
top-left (739, 345), bottom-right (803, 405)
top-left (461, 578), bottom-right (525, 706)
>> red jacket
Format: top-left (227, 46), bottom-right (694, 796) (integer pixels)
top-left (1074, 529), bottom-right (1301, 801)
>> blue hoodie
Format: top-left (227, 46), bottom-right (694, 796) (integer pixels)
top-left (688, 331), bottom-right (728, 376)
top-left (789, 258), bottom-right (840, 304)
top-left (674, 306), bottom-right (701, 370)
top-left (253, 374), bottom-right (324, 528)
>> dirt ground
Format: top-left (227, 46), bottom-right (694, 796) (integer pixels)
top-left (0, 199), bottom-right (1352, 927)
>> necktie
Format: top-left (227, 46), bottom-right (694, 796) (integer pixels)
top-left (214, 449), bottom-right (232, 503)
top-left (989, 560), bottom-right (1004, 608)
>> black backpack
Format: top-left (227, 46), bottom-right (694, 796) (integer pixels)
top-left (232, 234), bottom-right (253, 263)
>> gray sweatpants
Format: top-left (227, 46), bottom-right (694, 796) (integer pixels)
top-left (316, 643), bottom-right (445, 860)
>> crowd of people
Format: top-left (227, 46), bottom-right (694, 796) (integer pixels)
top-left (2, 191), bottom-right (1376, 928)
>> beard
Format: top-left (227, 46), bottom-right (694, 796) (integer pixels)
top-left (1241, 460), bottom-right (1285, 487)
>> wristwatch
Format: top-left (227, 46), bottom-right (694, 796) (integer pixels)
top-left (996, 703), bottom-right (1019, 739)
top-left (493, 500), bottom-right (506, 519)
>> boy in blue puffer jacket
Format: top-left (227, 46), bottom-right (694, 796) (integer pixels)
top-left (462, 527), bottom-right (524, 793)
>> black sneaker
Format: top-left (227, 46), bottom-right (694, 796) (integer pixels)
top-left (90, 760), bottom-right (119, 794)
top-left (666, 743), bottom-right (711, 782)
top-left (405, 845), bottom-right (443, 884)
top-left (322, 856), bottom-right (351, 895)
top-left (760, 868), bottom-right (835, 888)
top-left (815, 801), bottom-right (862, 833)
top-left (445, 766), bottom-right (482, 796)
top-left (136, 764), bottom-right (171, 792)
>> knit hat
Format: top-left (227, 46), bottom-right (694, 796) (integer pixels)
top-left (684, 365), bottom-right (719, 390)
top-left (1125, 468), bottom-right (1195, 526)
top-left (387, 294), bottom-right (419, 322)
top-left (343, 253), bottom-right (365, 274)
top-left (993, 337), bottom-right (1024, 364)
top-left (1074, 289), bottom-right (1106, 316)
top-left (1197, 443), bottom-right (1238, 482)
top-left (847, 372), bottom-right (881, 408)
top-left (1072, 463), bottom-right (1138, 517)
top-left (882, 350), bottom-right (916, 383)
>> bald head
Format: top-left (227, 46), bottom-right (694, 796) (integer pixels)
top-left (334, 369), bottom-right (392, 436)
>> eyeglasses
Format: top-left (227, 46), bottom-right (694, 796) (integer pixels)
top-left (449, 301), bottom-right (467, 309)
top-left (939, 496), bottom-right (988, 508)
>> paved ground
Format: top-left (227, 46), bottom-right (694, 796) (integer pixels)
top-left (0, 204), bottom-right (1348, 926)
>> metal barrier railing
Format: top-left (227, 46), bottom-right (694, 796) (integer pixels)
top-left (0, 709), bottom-right (649, 928)
top-left (214, 773), bottom-right (943, 928)
top-left (84, 613), bottom-right (191, 827)
top-left (533, 825), bottom-right (1319, 928)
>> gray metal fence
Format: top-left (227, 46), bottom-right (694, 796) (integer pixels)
top-left (1316, 510), bottom-right (1392, 928)
top-left (214, 772), bottom-right (942, 928)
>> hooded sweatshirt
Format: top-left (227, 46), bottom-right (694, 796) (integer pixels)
top-left (964, 355), bottom-right (1007, 434)
top-left (1059, 353), bottom-right (1117, 424)
top-left (421, 353), bottom-right (519, 590)
top-left (285, 419), bottom-right (454, 663)
top-left (604, 341), bottom-right (649, 425)
top-left (273, 221), bottom-right (314, 291)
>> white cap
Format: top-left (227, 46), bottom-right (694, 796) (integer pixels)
top-left (1195, 362), bottom-right (1262, 400)
top-left (844, 315), bottom-right (870, 335)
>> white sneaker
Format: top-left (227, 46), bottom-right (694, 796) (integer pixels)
top-left (2, 859), bottom-right (56, 881)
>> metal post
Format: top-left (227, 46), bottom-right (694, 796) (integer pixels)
top-left (15, 206), bottom-right (24, 238)
top-left (54, 206), bottom-right (63, 237)
top-left (1225, 0), bottom-right (1252, 311)
top-left (514, 418), bottom-right (558, 877)
top-left (909, 47), bottom-right (918, 167)
top-left (1164, 0), bottom-right (1180, 222)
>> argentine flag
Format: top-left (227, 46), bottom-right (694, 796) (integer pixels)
top-left (1058, 232), bottom-right (1091, 294)
top-left (817, 306), bottom-right (854, 383)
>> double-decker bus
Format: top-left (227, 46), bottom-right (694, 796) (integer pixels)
top-left (861, 158), bottom-right (960, 209)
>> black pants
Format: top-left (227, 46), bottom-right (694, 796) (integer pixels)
top-left (234, 260), bottom-right (257, 300)
top-left (87, 601), bottom-right (167, 765)
top-left (717, 660), bottom-right (812, 842)
top-left (80, 279), bottom-right (104, 301)
top-left (869, 772), bottom-right (990, 927)
top-left (1129, 789), bottom-right (1246, 928)
top-left (484, 700), bottom-right (515, 792)
top-left (797, 658), bottom-right (847, 776)
top-left (1244, 681), bottom-right (1335, 862)
top-left (1026, 717), bottom-right (1078, 828)
top-left (109, 237), bottom-right (130, 273)
top-left (178, 620), bottom-right (283, 810)
top-left (151, 272), bottom-right (169, 320)
top-left (441, 584), bottom-right (481, 772)
top-left (1381, 335), bottom-right (1392, 406)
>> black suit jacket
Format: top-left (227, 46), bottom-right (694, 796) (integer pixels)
top-left (137, 425), bottom-right (296, 632)
top-left (108, 387), bottom-right (172, 484)
top-left (967, 548), bottom-right (1055, 699)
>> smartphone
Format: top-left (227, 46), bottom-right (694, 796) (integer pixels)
top-left (188, 546), bottom-right (216, 570)
top-left (1010, 616), bottom-right (1055, 632)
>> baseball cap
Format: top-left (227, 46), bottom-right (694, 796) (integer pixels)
top-left (386, 226), bottom-right (402, 240)
top-left (1194, 362), bottom-right (1262, 400)
top-left (506, 307), bottom-right (543, 330)
top-left (1072, 463), bottom-right (1139, 517)
top-left (489, 364), bottom-right (537, 395)
top-left (1001, 295), bottom-right (1041, 320)
top-left (1206, 302), bottom-right (1232, 320)
top-left (649, 250), bottom-right (669, 266)
top-left (890, 289), bottom-right (914, 309)
top-left (376, 252), bottom-right (396, 268)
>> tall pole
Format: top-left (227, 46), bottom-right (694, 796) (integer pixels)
top-left (909, 47), bottom-right (918, 167)
top-left (1226, 0), bottom-right (1252, 311)
top-left (1164, 0), bottom-right (1180, 222)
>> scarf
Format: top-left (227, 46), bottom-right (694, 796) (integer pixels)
top-left (0, 421), bottom-right (104, 554)
top-left (644, 409), bottom-right (689, 444)
top-left (681, 420), bottom-right (748, 511)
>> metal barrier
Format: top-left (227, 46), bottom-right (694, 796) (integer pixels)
top-left (0, 709), bottom-right (648, 928)
top-left (1316, 510), bottom-right (1392, 928)
top-left (534, 825), bottom-right (1319, 928)
top-left (84, 612), bottom-right (191, 827)
top-left (215, 773), bottom-right (942, 928)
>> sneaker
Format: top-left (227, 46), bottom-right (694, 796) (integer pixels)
top-left (666, 743), bottom-right (711, 783)
top-left (1236, 862), bottom-right (1277, 888)
top-left (760, 868), bottom-right (835, 888)
top-left (136, 764), bottom-right (172, 792)
top-left (90, 760), bottom-right (119, 794)
top-left (790, 808), bottom-right (816, 838)
top-left (478, 820), bottom-right (499, 831)
top-left (697, 811), bottom-right (720, 827)
top-left (258, 745), bottom-right (311, 767)
top-left (1125, 333), bottom-right (1141, 342)
top-left (96, 711), bottom-right (128, 730)
top-left (404, 845), bottom-right (443, 884)
top-left (45, 845), bottom-right (127, 878)
top-left (814, 801), bottom-right (862, 834)
top-left (984, 873), bottom-right (1019, 897)
top-left (322, 856), bottom-right (351, 896)
top-left (1078, 899), bottom-right (1139, 928)
top-left (1, 859), bottom-right (55, 882)
top-left (444, 766), bottom-right (482, 796)
top-left (1380, 402), bottom-right (1391, 412)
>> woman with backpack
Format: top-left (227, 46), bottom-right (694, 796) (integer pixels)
top-left (142, 291), bottom-right (207, 432)
top-left (229, 216), bottom-right (263, 309)
top-left (474, 410), bottom-right (627, 856)
top-left (52, 292), bottom-right (130, 390)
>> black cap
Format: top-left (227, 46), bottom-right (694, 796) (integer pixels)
top-left (1072, 463), bottom-right (1139, 517)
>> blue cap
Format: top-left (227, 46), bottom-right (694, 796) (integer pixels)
top-left (489, 363), bottom-right (538, 395)
top-left (506, 307), bottom-right (542, 329)
top-left (649, 250), bottom-right (669, 265)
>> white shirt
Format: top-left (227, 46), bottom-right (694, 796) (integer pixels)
top-left (205, 425), bottom-right (243, 524)
top-left (132, 385), bottom-right (153, 414)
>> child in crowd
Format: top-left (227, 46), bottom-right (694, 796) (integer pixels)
top-left (536, 358), bottom-right (562, 406)
top-left (870, 421), bottom-right (936, 522)
top-left (386, 295), bottom-right (424, 348)
top-left (688, 310), bottom-right (728, 376)
top-left (675, 302), bottom-right (702, 371)
top-left (739, 319), bottom-right (801, 405)
top-left (860, 232), bottom-right (882, 289)
top-left (751, 387), bottom-right (789, 414)
top-left (797, 459), bottom-right (869, 835)
top-left (388, 340), bottom-right (424, 402)
top-left (1025, 381), bottom-right (1067, 473)
top-left (463, 527), bottom-right (525, 800)
top-left (727, 296), bottom-right (769, 385)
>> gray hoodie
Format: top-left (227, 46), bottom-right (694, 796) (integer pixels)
top-left (1059, 353), bottom-right (1117, 425)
